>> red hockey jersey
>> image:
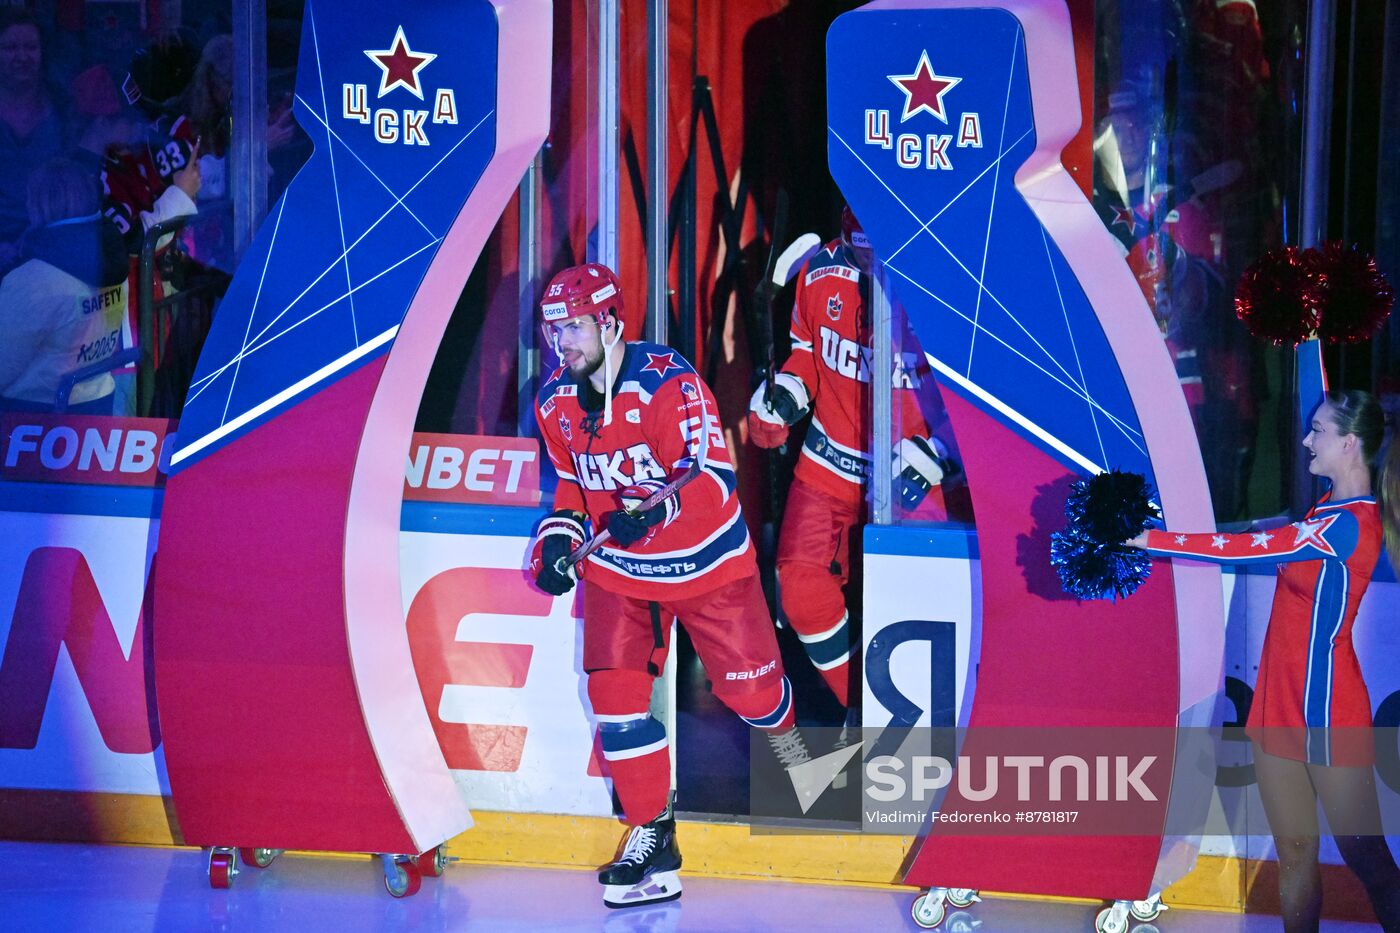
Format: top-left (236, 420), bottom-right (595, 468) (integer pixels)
top-left (535, 341), bottom-right (756, 600)
top-left (101, 113), bottom-right (199, 248)
top-left (779, 240), bottom-right (933, 507)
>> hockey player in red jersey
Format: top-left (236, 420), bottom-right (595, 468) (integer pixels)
top-left (527, 263), bottom-right (808, 909)
top-left (747, 207), bottom-right (957, 709)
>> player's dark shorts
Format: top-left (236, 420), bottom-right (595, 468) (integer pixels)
top-left (582, 572), bottom-right (784, 696)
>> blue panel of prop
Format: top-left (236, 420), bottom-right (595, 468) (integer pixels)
top-left (828, 9), bottom-right (1151, 482)
top-left (172, 1), bottom-right (499, 469)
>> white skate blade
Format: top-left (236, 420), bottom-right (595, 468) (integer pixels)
top-left (603, 869), bottom-right (682, 909)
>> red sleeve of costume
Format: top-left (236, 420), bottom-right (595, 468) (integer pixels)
top-left (534, 398), bottom-right (585, 515)
top-left (1143, 509), bottom-right (1358, 565)
top-left (779, 267), bottom-right (821, 400)
top-left (645, 374), bottom-right (738, 517)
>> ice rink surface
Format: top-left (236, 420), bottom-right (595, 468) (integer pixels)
top-left (0, 841), bottom-right (1383, 932)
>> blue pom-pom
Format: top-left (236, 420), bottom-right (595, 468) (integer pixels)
top-left (1051, 528), bottom-right (1154, 601)
top-left (1064, 469), bottom-right (1160, 543)
top-left (1053, 469), bottom-right (1160, 601)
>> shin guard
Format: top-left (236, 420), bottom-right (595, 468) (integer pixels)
top-left (588, 669), bottom-right (671, 825)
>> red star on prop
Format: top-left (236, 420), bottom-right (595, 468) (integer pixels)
top-left (365, 26), bottom-right (437, 100)
top-left (641, 352), bottom-right (681, 377)
top-left (888, 51), bottom-right (962, 124)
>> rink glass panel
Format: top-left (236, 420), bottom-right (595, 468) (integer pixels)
top-left (0, 2), bottom-right (237, 420)
top-left (1090, 0), bottom-right (1310, 524)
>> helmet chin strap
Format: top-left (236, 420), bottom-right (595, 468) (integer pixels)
top-left (600, 314), bottom-right (623, 426)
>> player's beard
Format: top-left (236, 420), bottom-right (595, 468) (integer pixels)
top-left (566, 342), bottom-right (605, 381)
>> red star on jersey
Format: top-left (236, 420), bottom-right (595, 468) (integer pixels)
top-left (365, 27), bottom-right (437, 100)
top-left (642, 351), bottom-right (681, 377)
top-left (888, 51), bottom-right (962, 124)
top-left (1111, 205), bottom-right (1137, 231)
top-left (1291, 514), bottom-right (1339, 556)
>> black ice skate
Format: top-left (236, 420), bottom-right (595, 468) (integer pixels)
top-left (599, 806), bottom-right (682, 908)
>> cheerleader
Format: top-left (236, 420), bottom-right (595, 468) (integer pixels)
top-left (1130, 353), bottom-right (1400, 932)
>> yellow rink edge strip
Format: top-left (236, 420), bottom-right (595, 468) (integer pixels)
top-left (445, 810), bottom-right (1246, 912)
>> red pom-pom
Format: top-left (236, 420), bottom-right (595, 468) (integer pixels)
top-left (1312, 241), bottom-right (1395, 344)
top-left (1234, 246), bottom-right (1323, 346)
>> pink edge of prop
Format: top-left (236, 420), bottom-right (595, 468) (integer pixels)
top-left (345, 0), bottom-right (553, 851)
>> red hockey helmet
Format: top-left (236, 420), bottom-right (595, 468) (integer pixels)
top-left (540, 262), bottom-right (625, 330)
top-left (841, 205), bottom-right (871, 251)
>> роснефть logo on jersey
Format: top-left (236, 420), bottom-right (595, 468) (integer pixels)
top-left (865, 49), bottom-right (982, 171)
top-left (342, 26), bottom-right (458, 145)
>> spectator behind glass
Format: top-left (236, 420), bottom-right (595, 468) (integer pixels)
top-left (173, 33), bottom-right (298, 190)
top-left (67, 63), bottom-right (201, 246)
top-left (174, 34), bottom-right (296, 273)
top-left (0, 10), bottom-right (70, 276)
top-left (65, 58), bottom-right (201, 417)
top-left (69, 64), bottom-right (146, 171)
top-left (174, 35), bottom-right (233, 271)
top-left (179, 35), bottom-right (232, 170)
top-left (0, 158), bottom-right (129, 413)
top-left (110, 36), bottom-right (204, 249)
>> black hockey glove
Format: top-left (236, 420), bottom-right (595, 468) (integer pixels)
top-left (530, 510), bottom-right (585, 595)
top-left (606, 481), bottom-right (678, 547)
top-left (768, 372), bottom-right (810, 426)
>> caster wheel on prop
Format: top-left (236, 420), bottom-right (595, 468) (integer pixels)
top-left (238, 847), bottom-right (282, 869)
top-left (911, 890), bottom-right (947, 929)
top-left (414, 844), bottom-right (448, 878)
top-left (207, 848), bottom-right (238, 889)
top-left (947, 889), bottom-right (981, 909)
top-left (1130, 896), bottom-right (1166, 923)
top-left (380, 854), bottom-right (422, 898)
top-left (1094, 903), bottom-right (1130, 933)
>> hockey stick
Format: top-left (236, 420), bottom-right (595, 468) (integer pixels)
top-left (755, 190), bottom-right (790, 407)
top-left (755, 231), bottom-right (823, 404)
top-left (749, 227), bottom-right (822, 626)
top-left (774, 233), bottom-right (823, 284)
top-left (761, 232), bottom-right (823, 395)
top-left (557, 392), bottom-right (714, 574)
